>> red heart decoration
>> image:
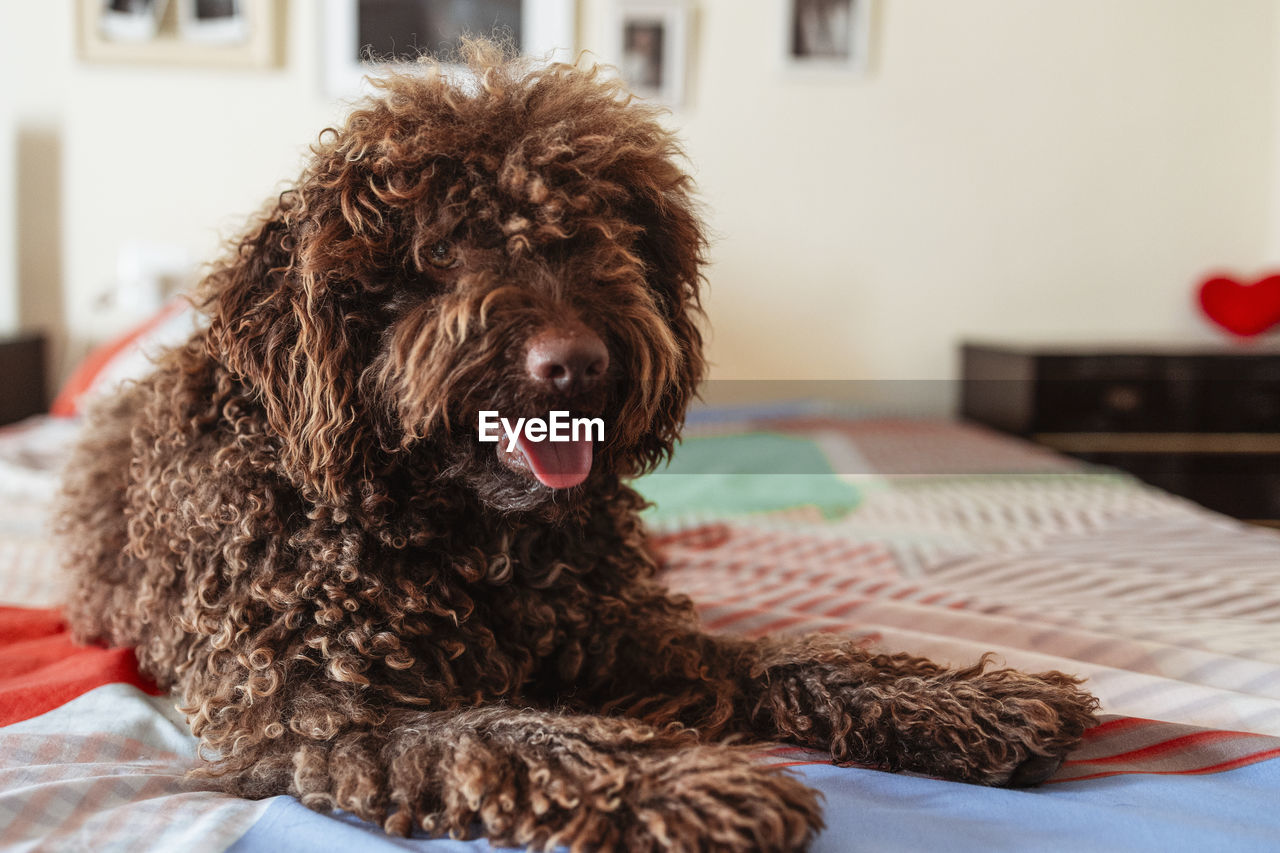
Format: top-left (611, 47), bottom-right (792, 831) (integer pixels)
top-left (1197, 274), bottom-right (1280, 337)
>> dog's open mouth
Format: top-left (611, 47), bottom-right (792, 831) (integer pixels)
top-left (498, 434), bottom-right (594, 490)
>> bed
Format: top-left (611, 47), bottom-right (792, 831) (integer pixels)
top-left (3, 397), bottom-right (1280, 851)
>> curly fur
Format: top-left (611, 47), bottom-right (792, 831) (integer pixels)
top-left (57, 43), bottom-right (1098, 851)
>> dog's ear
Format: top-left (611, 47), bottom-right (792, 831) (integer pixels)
top-left (202, 145), bottom-right (394, 506)
top-left (630, 175), bottom-right (709, 467)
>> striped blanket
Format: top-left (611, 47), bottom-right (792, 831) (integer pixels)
top-left (2, 414), bottom-right (1279, 851)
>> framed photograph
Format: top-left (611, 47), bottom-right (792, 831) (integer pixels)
top-left (323, 0), bottom-right (577, 99)
top-left (78, 0), bottom-right (280, 67)
top-left (612, 1), bottom-right (689, 108)
top-left (783, 0), bottom-right (872, 74)
top-left (178, 0), bottom-right (251, 45)
top-left (98, 0), bottom-right (169, 42)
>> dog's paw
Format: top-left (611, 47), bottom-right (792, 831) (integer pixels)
top-left (626, 745), bottom-right (823, 852)
top-left (967, 667), bottom-right (1100, 787)
top-left (385, 730), bottom-right (822, 852)
top-left (831, 663), bottom-right (1099, 787)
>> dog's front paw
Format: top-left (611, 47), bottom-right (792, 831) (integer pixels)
top-left (833, 662), bottom-right (1100, 787)
top-left (387, 725), bottom-right (822, 852)
top-left (629, 745), bottom-right (823, 852)
top-left (937, 666), bottom-right (1099, 787)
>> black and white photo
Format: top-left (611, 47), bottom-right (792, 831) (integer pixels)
top-left (354, 0), bottom-right (523, 63)
top-left (178, 0), bottom-right (250, 45)
top-left (613, 1), bottom-right (688, 107)
top-left (81, 0), bottom-right (279, 66)
top-left (784, 0), bottom-right (871, 73)
top-left (622, 20), bottom-right (664, 92)
top-left (99, 0), bottom-right (167, 42)
top-left (323, 0), bottom-right (575, 97)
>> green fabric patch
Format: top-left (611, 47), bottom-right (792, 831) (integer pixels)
top-left (633, 432), bottom-right (860, 522)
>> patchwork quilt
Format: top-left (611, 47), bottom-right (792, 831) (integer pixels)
top-left (2, 413), bottom-right (1279, 851)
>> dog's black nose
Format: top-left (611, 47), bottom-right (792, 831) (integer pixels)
top-left (526, 326), bottom-right (609, 396)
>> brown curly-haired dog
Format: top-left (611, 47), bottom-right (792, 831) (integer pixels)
top-left (57, 44), bottom-right (1098, 852)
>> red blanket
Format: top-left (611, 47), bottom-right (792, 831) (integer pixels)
top-left (0, 606), bottom-right (160, 726)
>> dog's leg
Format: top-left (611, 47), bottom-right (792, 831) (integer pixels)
top-left (585, 595), bottom-right (1098, 787)
top-left (737, 633), bottom-right (1099, 786)
top-left (242, 706), bottom-right (821, 851)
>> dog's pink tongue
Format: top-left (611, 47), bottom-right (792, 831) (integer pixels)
top-left (516, 436), bottom-right (594, 490)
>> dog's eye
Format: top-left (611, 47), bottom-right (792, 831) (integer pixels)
top-left (428, 240), bottom-right (458, 269)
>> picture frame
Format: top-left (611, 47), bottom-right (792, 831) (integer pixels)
top-left (781, 0), bottom-right (872, 75)
top-left (78, 0), bottom-right (281, 68)
top-left (611, 0), bottom-right (690, 108)
top-left (322, 0), bottom-right (577, 99)
top-left (97, 0), bottom-right (168, 43)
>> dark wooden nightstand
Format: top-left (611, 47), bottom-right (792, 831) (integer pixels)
top-left (0, 334), bottom-right (47, 426)
top-left (960, 340), bottom-right (1280, 525)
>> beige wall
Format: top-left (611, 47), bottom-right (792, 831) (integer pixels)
top-left (2, 1), bottom-right (343, 381)
top-left (4, 2), bottom-right (74, 369)
top-left (1271, 3), bottom-right (1280, 265)
top-left (2, 0), bottom-right (1278, 387)
top-left (628, 0), bottom-right (1277, 380)
top-left (1, 1), bottom-right (74, 339)
top-left (0, 116), bottom-right (12, 334)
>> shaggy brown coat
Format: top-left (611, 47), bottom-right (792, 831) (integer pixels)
top-left (58, 44), bottom-right (1098, 852)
